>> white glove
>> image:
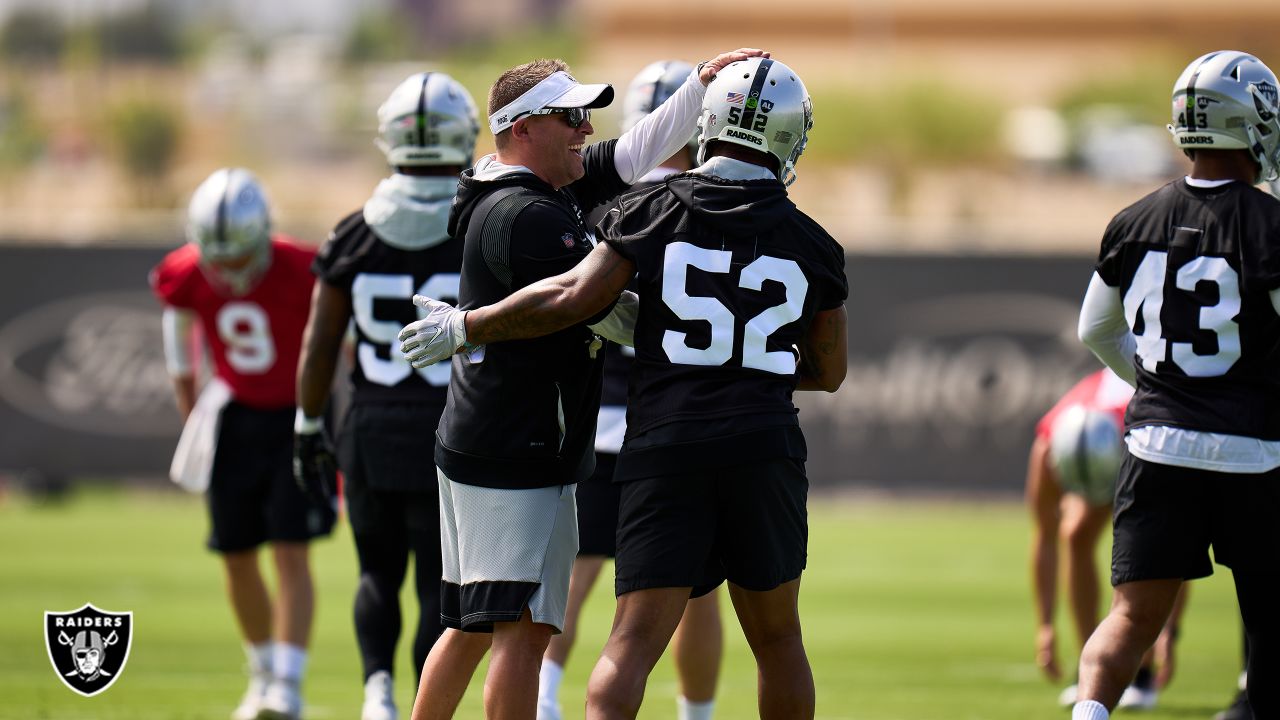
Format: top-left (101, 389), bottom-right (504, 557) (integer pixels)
top-left (398, 295), bottom-right (469, 369)
top-left (587, 290), bottom-right (638, 347)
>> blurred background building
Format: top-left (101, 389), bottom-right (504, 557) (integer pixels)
top-left (2, 0), bottom-right (1277, 247)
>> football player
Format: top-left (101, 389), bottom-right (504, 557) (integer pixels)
top-left (1026, 369), bottom-right (1183, 709)
top-left (399, 56), bottom-right (847, 720)
top-left (150, 168), bottom-right (334, 720)
top-left (1073, 50), bottom-right (1280, 720)
top-left (537, 60), bottom-right (723, 720)
top-left (395, 48), bottom-right (767, 720)
top-left (293, 71), bottom-right (481, 720)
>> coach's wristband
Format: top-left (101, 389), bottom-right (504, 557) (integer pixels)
top-left (294, 410), bottom-right (323, 434)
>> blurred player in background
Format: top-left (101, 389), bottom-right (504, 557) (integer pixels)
top-left (1073, 50), bottom-right (1280, 720)
top-left (1026, 368), bottom-right (1182, 709)
top-left (536, 60), bottom-right (723, 720)
top-left (150, 168), bottom-right (334, 720)
top-left (294, 72), bottom-right (480, 720)
top-left (399, 55), bottom-right (847, 720)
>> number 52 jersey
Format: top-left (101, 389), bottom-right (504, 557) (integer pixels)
top-left (601, 172), bottom-right (848, 444)
top-left (149, 236), bottom-right (315, 409)
top-left (1097, 180), bottom-right (1280, 439)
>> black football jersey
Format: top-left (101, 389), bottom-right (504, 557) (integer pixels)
top-left (433, 142), bottom-right (630, 489)
top-left (586, 183), bottom-right (658, 412)
top-left (313, 210), bottom-right (463, 408)
top-left (1097, 180), bottom-right (1280, 439)
top-left (602, 173), bottom-right (848, 446)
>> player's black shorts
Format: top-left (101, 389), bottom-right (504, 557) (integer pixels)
top-left (614, 457), bottom-right (807, 598)
top-left (576, 452), bottom-right (621, 557)
top-left (1111, 453), bottom-right (1280, 585)
top-left (207, 402), bottom-right (335, 554)
top-left (339, 403), bottom-right (441, 494)
top-left (340, 404), bottom-right (440, 543)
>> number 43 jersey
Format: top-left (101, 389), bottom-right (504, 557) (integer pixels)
top-left (601, 173), bottom-right (848, 444)
top-left (313, 210), bottom-right (463, 407)
top-left (1097, 179), bottom-right (1280, 440)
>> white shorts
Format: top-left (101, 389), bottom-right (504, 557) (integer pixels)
top-left (437, 470), bottom-right (578, 632)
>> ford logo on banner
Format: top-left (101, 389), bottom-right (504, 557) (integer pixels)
top-left (0, 291), bottom-right (173, 437)
top-left (0, 245), bottom-right (180, 477)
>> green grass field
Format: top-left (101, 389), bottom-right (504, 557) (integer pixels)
top-left (0, 487), bottom-right (1245, 720)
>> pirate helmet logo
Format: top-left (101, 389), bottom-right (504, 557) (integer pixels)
top-left (44, 603), bottom-right (133, 697)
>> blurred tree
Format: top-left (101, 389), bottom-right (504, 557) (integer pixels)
top-left (344, 9), bottom-right (418, 64)
top-left (0, 8), bottom-right (67, 66)
top-left (807, 80), bottom-right (1002, 166)
top-left (93, 1), bottom-right (182, 63)
top-left (1055, 63), bottom-right (1171, 127)
top-left (0, 90), bottom-right (45, 174)
top-left (106, 99), bottom-right (181, 206)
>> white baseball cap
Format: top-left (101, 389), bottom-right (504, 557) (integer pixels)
top-left (488, 71), bottom-right (614, 135)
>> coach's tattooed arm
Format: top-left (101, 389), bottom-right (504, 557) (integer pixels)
top-left (465, 242), bottom-right (636, 344)
top-left (796, 305), bottom-right (848, 392)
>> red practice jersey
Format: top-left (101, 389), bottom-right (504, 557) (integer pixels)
top-left (150, 235), bottom-right (315, 409)
top-left (1035, 368), bottom-right (1134, 443)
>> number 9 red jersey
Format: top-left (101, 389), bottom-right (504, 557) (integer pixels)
top-left (149, 235), bottom-right (316, 409)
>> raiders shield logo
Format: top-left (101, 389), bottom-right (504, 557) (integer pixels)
top-left (44, 603), bottom-right (133, 697)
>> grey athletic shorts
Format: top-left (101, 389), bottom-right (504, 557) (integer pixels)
top-left (437, 470), bottom-right (578, 633)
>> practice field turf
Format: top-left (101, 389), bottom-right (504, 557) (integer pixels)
top-left (0, 486), bottom-right (1245, 720)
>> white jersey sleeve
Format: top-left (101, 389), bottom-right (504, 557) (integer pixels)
top-left (612, 68), bottom-right (704, 184)
top-left (1078, 272), bottom-right (1137, 386)
top-left (161, 306), bottom-right (196, 377)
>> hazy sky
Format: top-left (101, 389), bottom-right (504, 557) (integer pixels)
top-left (0, 0), bottom-right (383, 35)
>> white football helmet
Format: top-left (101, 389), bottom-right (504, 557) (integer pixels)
top-left (623, 60), bottom-right (697, 154)
top-left (187, 168), bottom-right (272, 296)
top-left (1048, 404), bottom-right (1123, 507)
top-left (376, 71), bottom-right (480, 168)
top-left (1168, 50), bottom-right (1280, 182)
top-left (697, 57), bottom-right (813, 185)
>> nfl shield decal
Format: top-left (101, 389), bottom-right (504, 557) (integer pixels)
top-left (44, 603), bottom-right (133, 696)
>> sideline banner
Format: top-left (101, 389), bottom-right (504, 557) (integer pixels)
top-left (797, 254), bottom-right (1100, 492)
top-left (0, 246), bottom-right (1101, 491)
top-left (0, 245), bottom-right (177, 477)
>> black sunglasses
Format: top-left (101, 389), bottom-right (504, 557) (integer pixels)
top-left (515, 107), bottom-right (591, 128)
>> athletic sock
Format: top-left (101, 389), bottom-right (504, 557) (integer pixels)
top-left (678, 696), bottom-right (715, 720)
top-left (1132, 666), bottom-right (1154, 690)
top-left (537, 658), bottom-right (563, 720)
top-left (246, 642), bottom-right (273, 675)
top-left (273, 642), bottom-right (308, 683)
top-left (1072, 700), bottom-right (1109, 720)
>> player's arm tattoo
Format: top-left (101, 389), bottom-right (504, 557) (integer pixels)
top-left (468, 245), bottom-right (635, 344)
top-left (796, 306), bottom-right (847, 392)
top-left (812, 311), bottom-right (840, 355)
